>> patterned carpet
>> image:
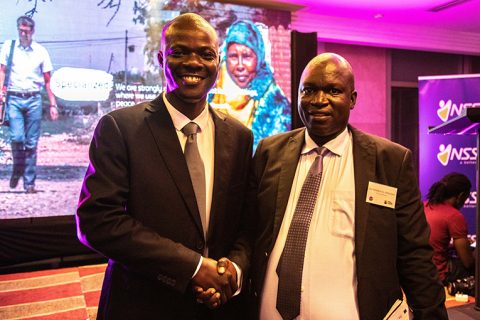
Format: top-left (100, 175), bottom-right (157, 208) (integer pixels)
top-left (0, 264), bottom-right (477, 319)
top-left (0, 264), bottom-right (105, 320)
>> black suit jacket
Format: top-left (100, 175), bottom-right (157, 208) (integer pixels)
top-left (248, 126), bottom-right (447, 320)
top-left (76, 95), bottom-right (253, 319)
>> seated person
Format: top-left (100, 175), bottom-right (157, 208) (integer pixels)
top-left (424, 172), bottom-right (475, 284)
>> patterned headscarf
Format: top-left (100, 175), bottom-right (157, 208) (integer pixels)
top-left (223, 20), bottom-right (273, 98)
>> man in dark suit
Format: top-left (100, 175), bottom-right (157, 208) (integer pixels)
top-left (76, 13), bottom-right (252, 319)
top-left (248, 53), bottom-right (447, 319)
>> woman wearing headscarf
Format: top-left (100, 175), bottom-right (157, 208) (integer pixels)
top-left (210, 20), bottom-right (291, 149)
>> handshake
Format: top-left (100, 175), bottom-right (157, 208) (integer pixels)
top-left (191, 257), bottom-right (238, 309)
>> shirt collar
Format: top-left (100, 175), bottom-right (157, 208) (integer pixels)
top-left (303, 127), bottom-right (350, 156)
top-left (162, 92), bottom-right (210, 133)
top-left (15, 39), bottom-right (33, 51)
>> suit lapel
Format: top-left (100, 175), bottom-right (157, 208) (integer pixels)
top-left (208, 108), bottom-right (233, 240)
top-left (350, 126), bottom-right (376, 269)
top-left (272, 129), bottom-right (304, 241)
top-left (145, 96), bottom-right (204, 238)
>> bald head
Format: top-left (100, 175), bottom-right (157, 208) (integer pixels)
top-left (161, 13), bottom-right (218, 51)
top-left (302, 52), bottom-right (355, 91)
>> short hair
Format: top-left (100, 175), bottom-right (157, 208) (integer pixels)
top-left (17, 16), bottom-right (35, 30)
top-left (160, 13), bottom-right (216, 51)
top-left (427, 172), bottom-right (471, 205)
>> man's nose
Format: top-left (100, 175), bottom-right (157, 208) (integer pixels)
top-left (311, 90), bottom-right (328, 105)
top-left (183, 53), bottom-right (203, 68)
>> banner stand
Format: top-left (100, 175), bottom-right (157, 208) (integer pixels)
top-left (429, 107), bottom-right (480, 312)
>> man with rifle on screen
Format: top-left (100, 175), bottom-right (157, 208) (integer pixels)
top-left (0, 16), bottom-right (58, 193)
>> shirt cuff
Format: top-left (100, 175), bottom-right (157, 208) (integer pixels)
top-left (231, 261), bottom-right (243, 296)
top-left (191, 256), bottom-right (203, 279)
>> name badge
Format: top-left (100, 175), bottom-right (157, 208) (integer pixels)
top-left (366, 181), bottom-right (397, 209)
top-left (383, 299), bottom-right (411, 320)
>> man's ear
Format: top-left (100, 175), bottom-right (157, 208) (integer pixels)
top-left (350, 90), bottom-right (357, 110)
top-left (157, 51), bottom-right (164, 69)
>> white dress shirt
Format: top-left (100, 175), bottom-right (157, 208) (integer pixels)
top-left (163, 93), bottom-right (215, 227)
top-left (162, 94), bottom-right (242, 289)
top-left (260, 127), bottom-right (359, 320)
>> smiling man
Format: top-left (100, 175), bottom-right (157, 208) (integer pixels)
top-left (76, 13), bottom-right (253, 320)
top-left (248, 53), bottom-right (448, 319)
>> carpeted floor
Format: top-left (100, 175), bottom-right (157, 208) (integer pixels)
top-left (1, 264), bottom-right (479, 319)
top-left (0, 264), bottom-right (105, 320)
top-left (447, 304), bottom-right (480, 320)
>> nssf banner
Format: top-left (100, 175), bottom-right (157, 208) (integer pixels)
top-left (418, 74), bottom-right (480, 234)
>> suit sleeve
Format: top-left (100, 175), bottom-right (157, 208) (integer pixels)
top-left (395, 149), bottom-right (448, 319)
top-left (226, 128), bottom-right (254, 275)
top-left (76, 114), bottom-right (201, 293)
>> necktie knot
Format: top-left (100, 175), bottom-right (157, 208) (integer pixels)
top-left (309, 147), bottom-right (328, 176)
top-left (182, 122), bottom-right (200, 136)
top-left (314, 146), bottom-right (329, 157)
top-left (319, 146), bottom-right (329, 157)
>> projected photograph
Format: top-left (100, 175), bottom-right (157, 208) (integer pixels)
top-left (0, 0), bottom-right (291, 219)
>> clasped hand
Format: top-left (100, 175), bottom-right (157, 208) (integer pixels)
top-left (191, 257), bottom-right (238, 309)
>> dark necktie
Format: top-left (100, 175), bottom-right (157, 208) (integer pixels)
top-left (182, 122), bottom-right (207, 238)
top-left (276, 147), bottom-right (329, 320)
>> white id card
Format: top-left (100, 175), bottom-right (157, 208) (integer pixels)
top-left (366, 181), bottom-right (397, 209)
top-left (383, 299), bottom-right (412, 320)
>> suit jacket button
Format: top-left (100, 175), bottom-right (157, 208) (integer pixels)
top-left (196, 242), bottom-right (204, 250)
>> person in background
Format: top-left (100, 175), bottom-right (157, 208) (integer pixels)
top-left (76, 13), bottom-right (252, 319)
top-left (248, 52), bottom-right (447, 319)
top-left (209, 20), bottom-right (290, 149)
top-left (0, 15), bottom-right (58, 193)
top-left (424, 172), bottom-right (475, 284)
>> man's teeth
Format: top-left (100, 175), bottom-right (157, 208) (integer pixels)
top-left (183, 76), bottom-right (201, 82)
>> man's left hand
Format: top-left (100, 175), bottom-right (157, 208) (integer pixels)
top-left (50, 105), bottom-right (58, 121)
top-left (194, 286), bottom-right (222, 309)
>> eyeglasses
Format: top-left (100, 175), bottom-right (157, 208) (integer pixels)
top-left (18, 27), bottom-right (33, 35)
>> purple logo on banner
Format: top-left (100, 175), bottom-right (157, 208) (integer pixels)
top-left (419, 75), bottom-right (480, 234)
